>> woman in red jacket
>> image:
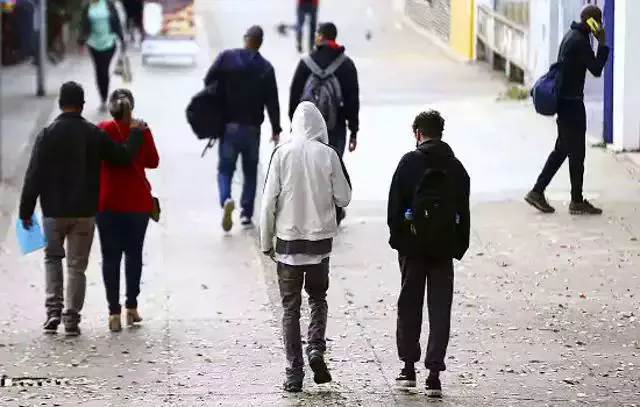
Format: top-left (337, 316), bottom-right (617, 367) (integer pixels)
top-left (97, 88), bottom-right (159, 332)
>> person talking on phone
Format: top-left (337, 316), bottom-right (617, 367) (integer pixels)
top-left (525, 4), bottom-right (609, 215)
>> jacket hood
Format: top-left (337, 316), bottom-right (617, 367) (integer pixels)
top-left (291, 102), bottom-right (328, 143)
top-left (316, 41), bottom-right (346, 55)
top-left (417, 139), bottom-right (455, 157)
top-left (571, 21), bottom-right (591, 35)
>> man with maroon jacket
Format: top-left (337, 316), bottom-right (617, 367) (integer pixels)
top-left (296, 0), bottom-right (319, 53)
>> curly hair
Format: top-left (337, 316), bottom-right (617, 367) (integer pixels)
top-left (412, 110), bottom-right (445, 139)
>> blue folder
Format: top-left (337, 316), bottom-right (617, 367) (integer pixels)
top-left (16, 215), bottom-right (46, 255)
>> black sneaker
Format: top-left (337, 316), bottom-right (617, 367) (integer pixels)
top-left (524, 190), bottom-right (555, 213)
top-left (43, 315), bottom-right (61, 334)
top-left (308, 350), bottom-right (332, 384)
top-left (296, 41), bottom-right (303, 53)
top-left (569, 199), bottom-right (603, 215)
top-left (425, 376), bottom-right (442, 398)
top-left (240, 216), bottom-right (254, 228)
top-left (395, 366), bottom-right (416, 388)
top-left (62, 312), bottom-right (81, 337)
top-left (283, 377), bottom-right (303, 393)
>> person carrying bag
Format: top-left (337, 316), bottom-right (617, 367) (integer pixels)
top-left (96, 88), bottom-right (160, 332)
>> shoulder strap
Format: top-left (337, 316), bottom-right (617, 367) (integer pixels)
top-left (302, 53), bottom-right (347, 78)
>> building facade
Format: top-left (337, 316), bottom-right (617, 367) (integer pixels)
top-left (405, 0), bottom-right (475, 60)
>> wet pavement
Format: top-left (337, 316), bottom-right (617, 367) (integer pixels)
top-left (0, 0), bottom-right (639, 406)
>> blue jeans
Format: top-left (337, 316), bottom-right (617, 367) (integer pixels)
top-left (296, 3), bottom-right (318, 51)
top-left (96, 212), bottom-right (149, 315)
top-left (218, 123), bottom-right (260, 219)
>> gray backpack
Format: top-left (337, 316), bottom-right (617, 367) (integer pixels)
top-left (300, 54), bottom-right (346, 130)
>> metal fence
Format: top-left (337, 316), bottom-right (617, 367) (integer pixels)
top-left (476, 4), bottom-right (529, 80)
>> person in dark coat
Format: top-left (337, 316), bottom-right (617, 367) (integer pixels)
top-left (295, 0), bottom-right (319, 53)
top-left (525, 4), bottom-right (609, 215)
top-left (204, 25), bottom-right (281, 231)
top-left (387, 110), bottom-right (470, 399)
top-left (288, 22), bottom-right (359, 224)
top-left (19, 81), bottom-right (145, 337)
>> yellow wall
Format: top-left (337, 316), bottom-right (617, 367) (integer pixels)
top-left (449, 0), bottom-right (475, 60)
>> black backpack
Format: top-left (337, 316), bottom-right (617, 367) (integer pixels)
top-left (408, 156), bottom-right (458, 258)
top-left (186, 82), bottom-right (225, 141)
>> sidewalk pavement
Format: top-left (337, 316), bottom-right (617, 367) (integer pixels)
top-left (0, 0), bottom-right (638, 405)
top-left (0, 54), bottom-right (97, 243)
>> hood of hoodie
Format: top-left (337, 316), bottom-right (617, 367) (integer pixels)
top-left (291, 101), bottom-right (328, 143)
top-left (417, 139), bottom-right (455, 158)
top-left (571, 21), bottom-right (591, 36)
top-left (312, 42), bottom-right (346, 69)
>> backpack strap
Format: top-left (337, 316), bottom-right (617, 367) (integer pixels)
top-left (302, 53), bottom-right (347, 79)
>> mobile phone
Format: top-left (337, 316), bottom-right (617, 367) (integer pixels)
top-left (586, 17), bottom-right (601, 33)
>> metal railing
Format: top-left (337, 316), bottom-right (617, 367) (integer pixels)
top-left (476, 4), bottom-right (529, 76)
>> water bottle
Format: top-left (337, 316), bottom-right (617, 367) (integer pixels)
top-left (404, 209), bottom-right (414, 221)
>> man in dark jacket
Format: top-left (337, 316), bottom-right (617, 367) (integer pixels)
top-left (387, 110), bottom-right (470, 398)
top-left (19, 81), bottom-right (144, 336)
top-left (526, 5), bottom-right (608, 215)
top-left (204, 25), bottom-right (281, 232)
top-left (296, 0), bottom-right (319, 53)
top-left (289, 22), bottom-right (360, 224)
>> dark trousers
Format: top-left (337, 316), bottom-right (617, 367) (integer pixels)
top-left (217, 123), bottom-right (260, 219)
top-left (296, 3), bottom-right (318, 51)
top-left (278, 259), bottom-right (330, 379)
top-left (88, 45), bottom-right (116, 103)
top-left (533, 100), bottom-right (586, 202)
top-left (396, 255), bottom-right (454, 372)
top-left (96, 211), bottom-right (149, 315)
top-left (123, 0), bottom-right (144, 39)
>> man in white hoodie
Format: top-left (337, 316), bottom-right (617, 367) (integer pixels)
top-left (260, 101), bottom-right (352, 393)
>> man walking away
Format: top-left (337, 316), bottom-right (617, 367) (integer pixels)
top-left (204, 25), bottom-right (281, 232)
top-left (289, 22), bottom-right (359, 225)
top-left (387, 111), bottom-right (470, 398)
top-left (19, 81), bottom-right (145, 336)
top-left (260, 102), bottom-right (352, 393)
top-left (525, 5), bottom-right (608, 215)
top-left (296, 0), bottom-right (318, 53)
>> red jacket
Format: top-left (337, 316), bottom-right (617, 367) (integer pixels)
top-left (98, 120), bottom-right (159, 213)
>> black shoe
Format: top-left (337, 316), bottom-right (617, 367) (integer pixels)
top-left (308, 350), bottom-right (332, 384)
top-left (425, 376), bottom-right (442, 398)
top-left (569, 199), bottom-right (603, 215)
top-left (240, 216), bottom-right (254, 228)
top-left (395, 366), bottom-right (416, 388)
top-left (296, 42), bottom-right (303, 53)
top-left (62, 312), bottom-right (81, 337)
top-left (524, 190), bottom-right (555, 213)
top-left (43, 315), bottom-right (61, 334)
top-left (283, 377), bottom-right (303, 393)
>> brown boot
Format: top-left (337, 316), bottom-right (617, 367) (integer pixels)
top-left (126, 308), bottom-right (143, 327)
top-left (108, 314), bottom-right (122, 332)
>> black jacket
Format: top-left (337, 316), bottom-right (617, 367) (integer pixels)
top-left (204, 48), bottom-right (281, 135)
top-left (557, 22), bottom-right (609, 99)
top-left (19, 112), bottom-right (143, 220)
top-left (289, 43), bottom-right (360, 136)
top-left (387, 139), bottom-right (470, 260)
top-left (78, 0), bottom-right (125, 49)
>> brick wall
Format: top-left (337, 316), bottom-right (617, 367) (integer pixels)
top-left (405, 0), bottom-right (451, 43)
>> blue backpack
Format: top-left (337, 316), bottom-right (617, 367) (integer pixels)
top-left (531, 62), bottom-right (562, 116)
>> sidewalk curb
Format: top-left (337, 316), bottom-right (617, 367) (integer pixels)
top-left (0, 55), bottom-right (86, 245)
